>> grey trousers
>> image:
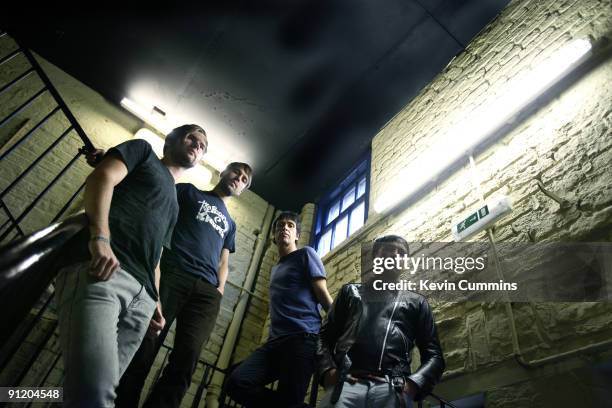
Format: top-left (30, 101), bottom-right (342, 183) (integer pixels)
top-left (318, 380), bottom-right (413, 408)
top-left (55, 262), bottom-right (156, 408)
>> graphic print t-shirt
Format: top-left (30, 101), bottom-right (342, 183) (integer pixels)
top-left (161, 185), bottom-right (236, 287)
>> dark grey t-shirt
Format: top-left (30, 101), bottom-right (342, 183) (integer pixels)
top-left (106, 139), bottom-right (178, 300)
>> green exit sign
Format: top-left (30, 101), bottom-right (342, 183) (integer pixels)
top-left (457, 205), bottom-right (489, 233)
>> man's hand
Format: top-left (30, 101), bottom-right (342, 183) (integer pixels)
top-left (403, 379), bottom-right (418, 399)
top-left (148, 302), bottom-right (166, 337)
top-left (82, 147), bottom-right (105, 168)
top-left (324, 368), bottom-right (358, 388)
top-left (323, 368), bottom-right (339, 388)
top-left (216, 249), bottom-right (229, 298)
top-left (88, 237), bottom-right (120, 280)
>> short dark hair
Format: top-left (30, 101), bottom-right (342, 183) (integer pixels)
top-left (373, 234), bottom-right (409, 256)
top-left (163, 124), bottom-right (206, 156)
top-left (224, 162), bottom-right (253, 189)
top-left (272, 211), bottom-right (302, 242)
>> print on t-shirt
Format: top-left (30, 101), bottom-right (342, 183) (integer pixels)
top-left (196, 199), bottom-right (229, 238)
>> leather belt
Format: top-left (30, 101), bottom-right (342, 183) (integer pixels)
top-left (348, 370), bottom-right (388, 384)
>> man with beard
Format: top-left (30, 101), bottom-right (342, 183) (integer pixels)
top-left (115, 161), bottom-right (253, 408)
top-left (55, 124), bottom-right (207, 408)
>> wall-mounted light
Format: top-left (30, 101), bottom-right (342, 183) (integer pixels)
top-left (373, 39), bottom-right (593, 214)
top-left (121, 97), bottom-right (173, 134)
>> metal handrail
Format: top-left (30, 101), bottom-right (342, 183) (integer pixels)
top-left (423, 391), bottom-right (460, 408)
top-left (0, 213), bottom-right (88, 348)
top-left (19, 48), bottom-right (94, 151)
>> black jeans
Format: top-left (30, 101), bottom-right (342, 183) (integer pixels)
top-left (225, 332), bottom-right (317, 408)
top-left (115, 266), bottom-right (222, 408)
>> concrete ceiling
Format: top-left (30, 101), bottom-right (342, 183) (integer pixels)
top-left (3, 0), bottom-right (509, 210)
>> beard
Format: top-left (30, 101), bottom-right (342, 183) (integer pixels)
top-left (167, 144), bottom-right (196, 168)
top-left (217, 180), bottom-right (234, 196)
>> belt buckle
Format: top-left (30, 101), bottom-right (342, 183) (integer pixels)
top-left (391, 376), bottom-right (405, 393)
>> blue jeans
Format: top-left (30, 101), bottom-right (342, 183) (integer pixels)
top-left (55, 261), bottom-right (156, 407)
top-left (319, 380), bottom-right (413, 408)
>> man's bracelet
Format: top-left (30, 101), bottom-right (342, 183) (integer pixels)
top-left (90, 235), bottom-right (110, 244)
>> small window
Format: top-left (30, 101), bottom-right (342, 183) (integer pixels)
top-left (318, 229), bottom-right (333, 257)
top-left (327, 201), bottom-right (340, 224)
top-left (341, 187), bottom-right (355, 211)
top-left (357, 177), bottom-right (366, 198)
top-left (348, 201), bottom-right (365, 235)
top-left (334, 215), bottom-right (349, 247)
top-left (314, 155), bottom-right (370, 257)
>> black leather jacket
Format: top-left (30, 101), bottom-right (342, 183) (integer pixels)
top-left (316, 283), bottom-right (445, 400)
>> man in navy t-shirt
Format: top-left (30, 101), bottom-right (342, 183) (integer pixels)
top-left (226, 211), bottom-right (333, 407)
top-left (116, 162), bottom-right (253, 408)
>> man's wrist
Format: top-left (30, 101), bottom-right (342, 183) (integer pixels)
top-left (90, 235), bottom-right (110, 244)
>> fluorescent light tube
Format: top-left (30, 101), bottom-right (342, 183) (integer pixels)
top-left (374, 39), bottom-right (592, 214)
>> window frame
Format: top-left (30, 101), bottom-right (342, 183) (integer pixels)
top-left (313, 153), bottom-right (371, 257)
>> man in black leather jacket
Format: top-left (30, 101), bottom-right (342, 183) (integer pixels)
top-left (316, 235), bottom-right (445, 407)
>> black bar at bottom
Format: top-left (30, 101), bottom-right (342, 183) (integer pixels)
top-left (51, 180), bottom-right (86, 224)
top-left (0, 199), bottom-right (24, 239)
top-left (0, 106), bottom-right (61, 162)
top-left (0, 87), bottom-right (47, 129)
top-left (0, 68), bottom-right (34, 96)
top-left (0, 126), bottom-right (74, 200)
top-left (0, 48), bottom-right (22, 66)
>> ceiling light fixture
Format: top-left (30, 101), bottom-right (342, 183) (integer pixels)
top-left (120, 97), bottom-right (173, 134)
top-left (121, 97), bottom-right (230, 172)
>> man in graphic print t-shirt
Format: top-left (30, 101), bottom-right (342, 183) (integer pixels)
top-left (116, 162), bottom-right (253, 408)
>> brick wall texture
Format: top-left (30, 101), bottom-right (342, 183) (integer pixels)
top-left (2, 0), bottom-right (612, 406)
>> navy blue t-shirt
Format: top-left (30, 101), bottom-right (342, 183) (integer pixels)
top-left (160, 184), bottom-right (236, 287)
top-left (268, 246), bottom-right (327, 339)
